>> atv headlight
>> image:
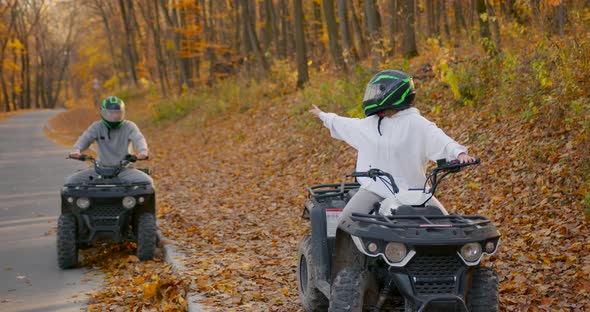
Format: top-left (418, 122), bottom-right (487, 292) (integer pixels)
top-left (485, 241), bottom-right (495, 253)
top-left (122, 196), bottom-right (136, 209)
top-left (461, 243), bottom-right (482, 262)
top-left (366, 242), bottom-right (379, 254)
top-left (76, 197), bottom-right (90, 209)
top-left (384, 242), bottom-right (407, 263)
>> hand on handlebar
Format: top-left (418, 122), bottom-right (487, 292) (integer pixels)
top-left (69, 150), bottom-right (81, 159)
top-left (457, 153), bottom-right (476, 164)
top-left (137, 152), bottom-right (149, 160)
top-left (67, 153), bottom-right (92, 161)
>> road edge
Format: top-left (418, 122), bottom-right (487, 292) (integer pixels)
top-left (156, 228), bottom-right (209, 312)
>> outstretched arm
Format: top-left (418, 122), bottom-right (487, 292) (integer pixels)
top-left (309, 105), bottom-right (364, 150)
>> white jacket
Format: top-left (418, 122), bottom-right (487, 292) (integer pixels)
top-left (319, 107), bottom-right (467, 198)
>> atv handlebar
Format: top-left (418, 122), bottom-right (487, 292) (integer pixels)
top-left (67, 154), bottom-right (148, 163)
top-left (349, 169), bottom-right (400, 194)
top-left (424, 158), bottom-right (481, 198)
top-left (348, 158), bottom-right (480, 199)
top-left (434, 158), bottom-right (480, 173)
top-left (67, 154), bottom-right (95, 162)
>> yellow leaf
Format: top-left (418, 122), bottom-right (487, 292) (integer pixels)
top-left (143, 282), bottom-right (158, 299)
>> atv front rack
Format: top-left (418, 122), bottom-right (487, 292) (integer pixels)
top-left (350, 213), bottom-right (491, 229)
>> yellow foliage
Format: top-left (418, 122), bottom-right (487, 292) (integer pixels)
top-left (6, 39), bottom-right (24, 50)
top-left (142, 282), bottom-right (158, 299)
top-left (103, 75), bottom-right (119, 91)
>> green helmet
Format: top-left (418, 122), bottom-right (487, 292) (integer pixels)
top-left (100, 96), bottom-right (126, 128)
top-left (362, 70), bottom-right (415, 117)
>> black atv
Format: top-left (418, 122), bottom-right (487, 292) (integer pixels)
top-left (297, 159), bottom-right (501, 311)
top-left (57, 154), bottom-right (157, 269)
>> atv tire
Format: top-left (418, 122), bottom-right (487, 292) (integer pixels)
top-left (467, 267), bottom-right (499, 312)
top-left (136, 213), bottom-right (157, 261)
top-left (57, 214), bottom-right (78, 269)
top-left (297, 235), bottom-right (328, 311)
top-left (329, 267), bottom-right (379, 312)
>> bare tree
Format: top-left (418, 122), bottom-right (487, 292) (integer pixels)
top-left (322, 0), bottom-right (346, 70)
top-left (337, 0), bottom-right (358, 63)
top-left (401, 0), bottom-right (417, 58)
top-left (293, 0), bottom-right (308, 89)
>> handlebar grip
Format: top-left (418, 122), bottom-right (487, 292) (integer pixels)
top-left (124, 154), bottom-right (138, 162)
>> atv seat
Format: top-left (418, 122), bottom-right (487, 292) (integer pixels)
top-left (394, 205), bottom-right (445, 216)
top-left (347, 187), bottom-right (360, 199)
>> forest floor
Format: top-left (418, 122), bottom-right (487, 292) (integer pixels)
top-left (47, 56), bottom-right (590, 311)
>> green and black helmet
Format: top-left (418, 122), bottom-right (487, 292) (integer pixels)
top-left (362, 70), bottom-right (415, 117)
top-left (100, 96), bottom-right (126, 129)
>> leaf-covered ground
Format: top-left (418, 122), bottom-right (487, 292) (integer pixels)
top-left (144, 72), bottom-right (589, 311)
top-left (49, 64), bottom-right (589, 311)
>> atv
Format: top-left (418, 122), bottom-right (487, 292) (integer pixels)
top-left (57, 154), bottom-right (157, 269)
top-left (297, 158), bottom-right (500, 311)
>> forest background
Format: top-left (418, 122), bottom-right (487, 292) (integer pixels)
top-left (1, 0), bottom-right (589, 311)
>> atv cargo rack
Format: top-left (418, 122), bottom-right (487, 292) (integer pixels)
top-left (343, 212), bottom-right (501, 245)
top-left (350, 213), bottom-right (491, 229)
top-left (307, 182), bottom-right (361, 200)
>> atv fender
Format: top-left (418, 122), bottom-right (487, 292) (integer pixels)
top-left (309, 199), bottom-right (331, 291)
top-left (331, 229), bottom-right (365, 280)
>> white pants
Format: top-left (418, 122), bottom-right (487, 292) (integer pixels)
top-left (340, 188), bottom-right (448, 222)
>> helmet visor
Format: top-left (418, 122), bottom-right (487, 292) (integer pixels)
top-left (363, 83), bottom-right (387, 104)
top-left (101, 108), bottom-right (125, 122)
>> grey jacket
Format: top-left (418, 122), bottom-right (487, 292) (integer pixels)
top-left (73, 120), bottom-right (148, 166)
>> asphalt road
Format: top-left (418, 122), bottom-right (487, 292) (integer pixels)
top-left (0, 110), bottom-right (99, 312)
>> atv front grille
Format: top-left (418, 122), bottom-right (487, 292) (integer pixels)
top-left (85, 205), bottom-right (125, 218)
top-left (406, 254), bottom-right (463, 295)
top-left (92, 218), bottom-right (119, 227)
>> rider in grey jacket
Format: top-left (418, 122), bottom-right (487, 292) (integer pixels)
top-left (67, 96), bottom-right (152, 184)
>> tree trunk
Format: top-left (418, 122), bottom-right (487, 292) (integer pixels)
top-left (311, 1), bottom-right (323, 58)
top-left (350, 2), bottom-right (368, 59)
top-left (322, 0), bottom-right (346, 70)
top-left (277, 0), bottom-right (288, 59)
top-left (118, 0), bottom-right (139, 86)
top-left (364, 0), bottom-right (381, 65)
top-left (442, 0), bottom-right (450, 41)
top-left (205, 0), bottom-right (217, 86)
top-left (477, 0), bottom-right (492, 54)
top-left (263, 0), bottom-right (274, 53)
top-left (94, 0), bottom-right (122, 89)
top-left (337, 0), bottom-right (358, 62)
top-left (159, 0), bottom-right (193, 89)
top-left (426, 0), bottom-right (435, 37)
top-left (454, 0), bottom-right (467, 33)
top-left (241, 0), bottom-right (269, 76)
top-left (137, 0), bottom-right (169, 96)
top-left (387, 0), bottom-right (397, 55)
top-left (553, 1), bottom-right (566, 35)
top-left (485, 0), bottom-right (502, 52)
top-left (293, 0), bottom-right (308, 89)
top-left (401, 0), bottom-right (418, 58)
top-left (268, 0), bottom-right (280, 58)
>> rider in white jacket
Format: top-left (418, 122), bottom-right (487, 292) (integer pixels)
top-left (310, 70), bottom-right (475, 216)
